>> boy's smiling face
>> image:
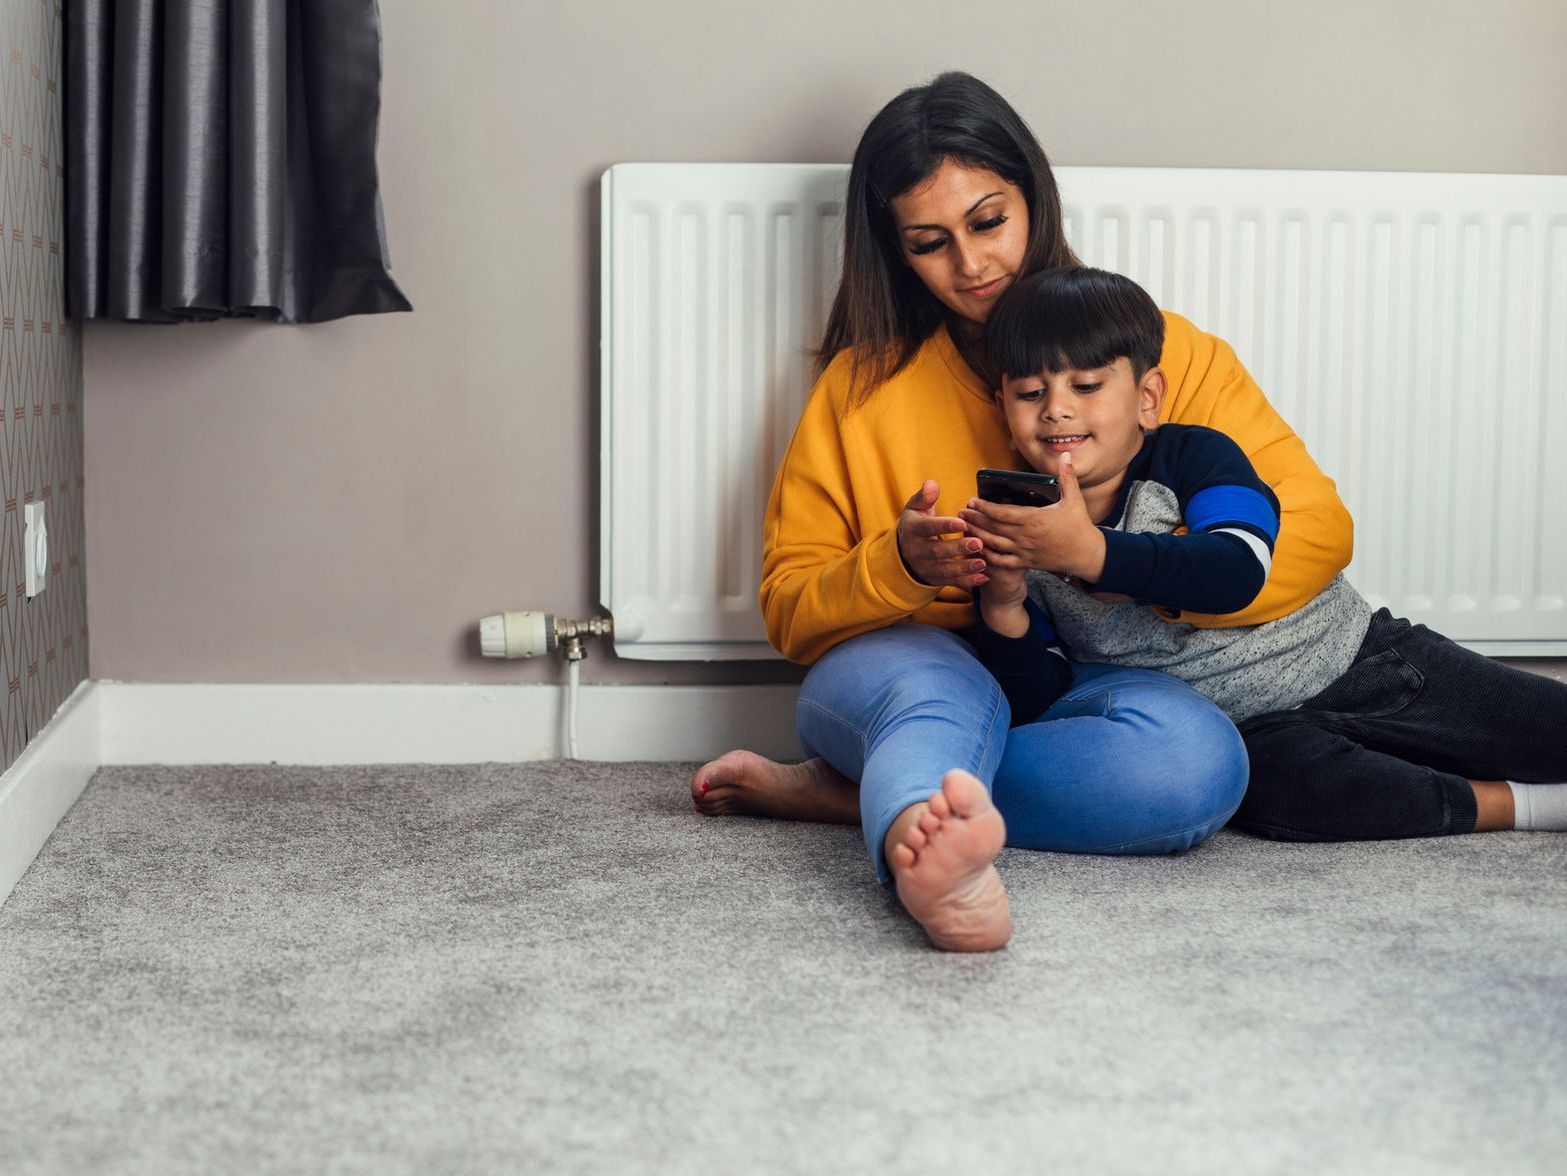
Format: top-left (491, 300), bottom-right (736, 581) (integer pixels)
top-left (998, 358), bottom-right (1167, 505)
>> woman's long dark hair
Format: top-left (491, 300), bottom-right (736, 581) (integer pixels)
top-left (818, 72), bottom-right (1079, 409)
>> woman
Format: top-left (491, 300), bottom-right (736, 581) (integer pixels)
top-left (692, 72), bottom-right (1354, 952)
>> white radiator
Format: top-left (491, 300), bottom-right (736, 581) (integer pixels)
top-left (601, 163), bottom-right (1567, 659)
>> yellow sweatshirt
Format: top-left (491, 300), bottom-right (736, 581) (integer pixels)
top-left (760, 311), bottom-right (1354, 665)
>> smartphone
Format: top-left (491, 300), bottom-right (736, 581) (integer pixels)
top-left (976, 467), bottom-right (1061, 507)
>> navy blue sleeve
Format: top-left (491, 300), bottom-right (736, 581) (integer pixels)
top-left (1093, 427), bottom-right (1281, 615)
top-left (970, 592), bottom-right (1073, 726)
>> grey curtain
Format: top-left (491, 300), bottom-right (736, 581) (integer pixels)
top-left (66, 0), bottom-right (412, 323)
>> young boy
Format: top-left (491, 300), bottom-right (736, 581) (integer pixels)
top-left (960, 266), bottom-right (1567, 840)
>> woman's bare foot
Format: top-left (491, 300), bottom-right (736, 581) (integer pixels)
top-left (691, 751), bottom-right (860, 824)
top-left (888, 769), bottom-right (1011, 952)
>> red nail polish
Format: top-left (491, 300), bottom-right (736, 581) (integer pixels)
top-left (700, 782), bottom-right (711, 795)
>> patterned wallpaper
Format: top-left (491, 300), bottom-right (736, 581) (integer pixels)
top-left (0, 0), bottom-right (85, 770)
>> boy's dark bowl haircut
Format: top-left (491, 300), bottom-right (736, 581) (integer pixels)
top-left (986, 267), bottom-right (1165, 381)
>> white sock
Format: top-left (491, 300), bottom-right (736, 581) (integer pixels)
top-left (1507, 782), bottom-right (1567, 831)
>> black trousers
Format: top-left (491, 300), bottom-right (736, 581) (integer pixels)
top-left (1233, 609), bottom-right (1567, 841)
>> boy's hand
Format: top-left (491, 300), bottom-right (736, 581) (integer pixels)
top-left (896, 479), bottom-right (989, 589)
top-left (960, 452), bottom-right (1108, 581)
top-left (977, 560), bottom-right (1030, 637)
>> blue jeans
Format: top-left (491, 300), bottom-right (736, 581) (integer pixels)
top-left (797, 623), bottom-right (1248, 883)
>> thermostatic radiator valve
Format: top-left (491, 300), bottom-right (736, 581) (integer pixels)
top-left (479, 611), bottom-right (614, 662)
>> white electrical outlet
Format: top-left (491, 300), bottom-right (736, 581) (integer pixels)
top-left (24, 501), bottom-right (46, 598)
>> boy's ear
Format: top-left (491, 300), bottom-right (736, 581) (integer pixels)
top-left (1138, 367), bottom-right (1167, 428)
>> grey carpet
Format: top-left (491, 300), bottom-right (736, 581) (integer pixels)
top-left (1, 762), bottom-right (1563, 1176)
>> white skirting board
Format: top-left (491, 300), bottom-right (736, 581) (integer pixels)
top-left (0, 680), bottom-right (803, 907)
top-left (0, 681), bottom-right (103, 907)
top-left (93, 682), bottom-right (804, 765)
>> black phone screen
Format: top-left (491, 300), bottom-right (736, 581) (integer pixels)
top-left (976, 468), bottom-right (1062, 507)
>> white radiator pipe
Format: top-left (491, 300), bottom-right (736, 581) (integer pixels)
top-left (477, 612), bottom-right (614, 759)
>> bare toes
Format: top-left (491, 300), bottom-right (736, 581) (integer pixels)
top-left (891, 842), bottom-right (916, 871)
top-left (940, 768), bottom-right (991, 816)
top-left (928, 789), bottom-right (952, 820)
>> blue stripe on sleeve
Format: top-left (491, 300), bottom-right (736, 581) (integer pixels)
top-left (1186, 485), bottom-right (1280, 543)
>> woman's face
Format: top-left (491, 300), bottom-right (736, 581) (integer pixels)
top-left (887, 158), bottom-right (1031, 325)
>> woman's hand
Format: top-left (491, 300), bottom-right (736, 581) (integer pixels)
top-left (959, 451), bottom-right (1108, 581)
top-left (897, 479), bottom-right (989, 589)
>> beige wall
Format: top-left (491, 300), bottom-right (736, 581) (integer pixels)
top-left (82, 0), bottom-right (1567, 685)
